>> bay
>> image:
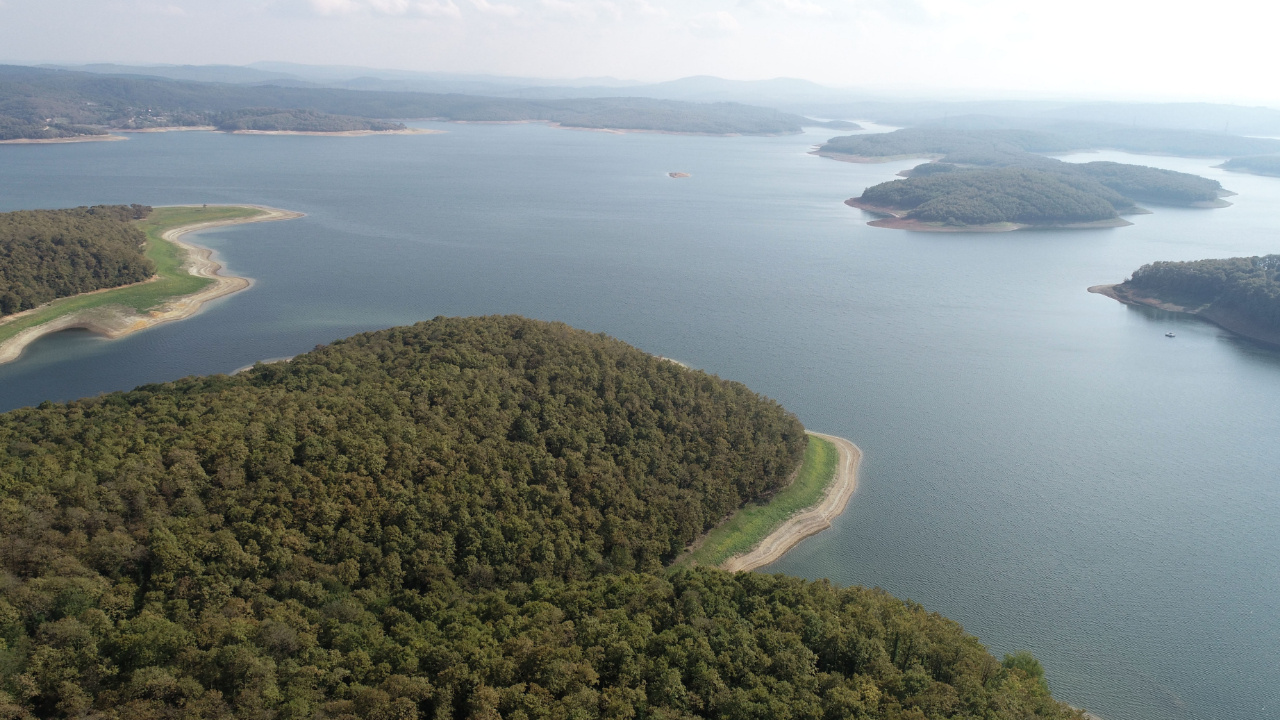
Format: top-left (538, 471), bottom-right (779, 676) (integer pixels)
top-left (1, 124), bottom-right (1277, 720)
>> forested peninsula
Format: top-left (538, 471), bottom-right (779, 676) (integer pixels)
top-left (0, 205), bottom-right (154, 316)
top-left (825, 127), bottom-right (1233, 230)
top-left (0, 315), bottom-right (1084, 720)
top-left (1092, 255), bottom-right (1280, 345)
top-left (1218, 155), bottom-right (1280, 177)
top-left (0, 65), bottom-right (844, 139)
top-left (0, 205), bottom-right (301, 364)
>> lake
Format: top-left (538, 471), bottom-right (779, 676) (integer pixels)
top-left (2, 124), bottom-right (1278, 720)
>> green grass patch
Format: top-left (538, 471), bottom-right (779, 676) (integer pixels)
top-left (0, 205), bottom-right (266, 345)
top-left (677, 434), bottom-right (838, 568)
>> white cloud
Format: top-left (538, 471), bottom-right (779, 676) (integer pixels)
top-left (306, 0), bottom-right (460, 16)
top-left (468, 0), bottom-right (520, 16)
top-left (689, 10), bottom-right (739, 37)
top-left (739, 0), bottom-right (828, 18)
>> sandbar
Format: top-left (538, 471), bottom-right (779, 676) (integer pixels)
top-left (721, 432), bottom-right (862, 572)
top-left (0, 205), bottom-right (303, 365)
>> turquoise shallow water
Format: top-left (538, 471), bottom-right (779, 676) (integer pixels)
top-left (2, 125), bottom-right (1278, 720)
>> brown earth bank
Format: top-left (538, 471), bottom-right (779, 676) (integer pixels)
top-left (720, 432), bottom-right (862, 573)
top-left (1089, 283), bottom-right (1280, 347)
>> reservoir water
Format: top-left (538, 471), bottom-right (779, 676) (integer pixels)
top-left (2, 124), bottom-right (1278, 720)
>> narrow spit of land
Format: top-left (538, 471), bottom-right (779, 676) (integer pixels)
top-left (677, 431), bottom-right (862, 572)
top-left (0, 205), bottom-right (302, 364)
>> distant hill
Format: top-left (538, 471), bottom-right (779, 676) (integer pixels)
top-left (819, 123), bottom-right (1280, 161)
top-left (0, 65), bottom-right (847, 139)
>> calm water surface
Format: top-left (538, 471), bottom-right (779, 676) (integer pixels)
top-left (2, 125), bottom-right (1278, 720)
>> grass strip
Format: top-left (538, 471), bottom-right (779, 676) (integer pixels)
top-left (678, 434), bottom-right (838, 568)
top-left (0, 205), bottom-right (264, 345)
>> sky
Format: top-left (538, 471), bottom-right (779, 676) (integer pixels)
top-left (2, 0), bottom-right (1278, 105)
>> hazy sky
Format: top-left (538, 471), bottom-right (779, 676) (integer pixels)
top-left (3, 0), bottom-right (1277, 104)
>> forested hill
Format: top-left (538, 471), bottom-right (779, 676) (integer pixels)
top-left (0, 205), bottom-right (154, 316)
top-left (0, 315), bottom-right (1083, 720)
top-left (213, 108), bottom-right (406, 133)
top-left (855, 167), bottom-right (1128, 226)
top-left (1116, 256), bottom-right (1280, 340)
top-left (0, 65), bottom-right (833, 138)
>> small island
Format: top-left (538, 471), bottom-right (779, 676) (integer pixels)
top-left (0, 204), bottom-right (302, 364)
top-left (826, 127), bottom-right (1233, 231)
top-left (1091, 255), bottom-right (1280, 346)
top-left (667, 171), bottom-right (692, 178)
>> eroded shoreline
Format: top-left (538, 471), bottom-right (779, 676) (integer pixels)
top-left (0, 205), bottom-right (303, 365)
top-left (721, 432), bottom-right (862, 572)
top-left (1089, 283), bottom-right (1280, 347)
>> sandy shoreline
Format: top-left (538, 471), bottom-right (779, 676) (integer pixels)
top-left (721, 432), bottom-right (862, 573)
top-left (0, 205), bottom-right (303, 365)
top-left (0, 134), bottom-right (127, 144)
top-left (230, 128), bottom-right (442, 137)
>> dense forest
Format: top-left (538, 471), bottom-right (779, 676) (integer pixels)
top-left (0, 205), bottom-right (154, 316)
top-left (0, 316), bottom-right (1082, 720)
top-left (857, 168), bottom-right (1125, 226)
top-left (1119, 256), bottom-right (1280, 332)
top-left (0, 65), bottom-right (827, 138)
top-left (213, 108), bottom-right (406, 133)
top-left (1219, 155), bottom-right (1280, 177)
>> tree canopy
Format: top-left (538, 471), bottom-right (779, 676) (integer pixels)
top-left (213, 109), bottom-right (405, 133)
top-left (0, 316), bottom-right (1082, 720)
top-left (0, 205), bottom-right (154, 316)
top-left (857, 168), bottom-right (1125, 226)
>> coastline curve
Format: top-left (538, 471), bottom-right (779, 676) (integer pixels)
top-left (721, 431), bottom-right (862, 573)
top-left (0, 205), bottom-right (303, 365)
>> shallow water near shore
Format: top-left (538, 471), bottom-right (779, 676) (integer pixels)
top-left (2, 125), bottom-right (1279, 720)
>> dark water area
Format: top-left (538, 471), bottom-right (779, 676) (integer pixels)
top-left (2, 125), bottom-right (1279, 720)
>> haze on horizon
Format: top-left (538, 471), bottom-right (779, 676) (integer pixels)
top-left (2, 0), bottom-right (1278, 107)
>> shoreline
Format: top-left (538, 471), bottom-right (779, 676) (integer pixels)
top-left (0, 134), bottom-right (127, 145)
top-left (1089, 283), bottom-right (1280, 347)
top-left (0, 205), bottom-right (303, 365)
top-left (721, 432), bottom-right (862, 572)
top-left (229, 128), bottom-right (442, 137)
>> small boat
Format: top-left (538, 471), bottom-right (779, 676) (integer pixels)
top-left (1165, 332), bottom-right (1176, 338)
